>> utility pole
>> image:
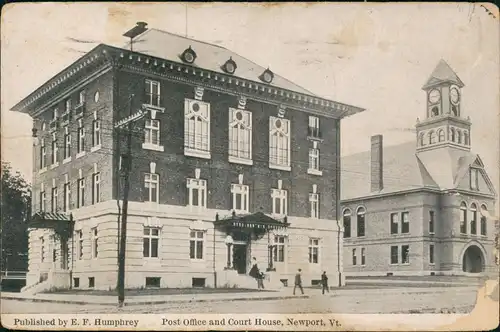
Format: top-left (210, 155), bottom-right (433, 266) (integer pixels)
top-left (115, 22), bottom-right (148, 308)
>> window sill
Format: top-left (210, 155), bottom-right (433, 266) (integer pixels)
top-left (307, 136), bottom-right (324, 143)
top-left (90, 145), bottom-right (102, 153)
top-left (76, 151), bottom-right (86, 159)
top-left (429, 263), bottom-right (435, 266)
top-left (190, 258), bottom-right (206, 262)
top-left (39, 167), bottom-right (48, 174)
top-left (49, 162), bottom-right (59, 170)
top-left (63, 157), bottom-right (72, 165)
top-left (142, 143), bottom-right (164, 152)
top-left (429, 232), bottom-right (435, 235)
top-left (269, 164), bottom-right (291, 172)
top-left (142, 104), bottom-right (165, 113)
top-left (401, 263), bottom-right (410, 266)
top-left (185, 148), bottom-right (211, 159)
top-left (356, 235), bottom-right (366, 239)
top-left (228, 156), bottom-right (253, 166)
top-left (307, 168), bottom-right (323, 176)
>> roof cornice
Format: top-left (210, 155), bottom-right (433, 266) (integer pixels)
top-left (12, 44), bottom-right (366, 120)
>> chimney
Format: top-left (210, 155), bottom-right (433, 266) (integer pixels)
top-left (370, 135), bottom-right (384, 192)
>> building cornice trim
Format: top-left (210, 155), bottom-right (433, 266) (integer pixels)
top-left (340, 187), bottom-right (442, 203)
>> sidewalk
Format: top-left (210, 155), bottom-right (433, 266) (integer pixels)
top-left (0, 285), bottom-right (479, 306)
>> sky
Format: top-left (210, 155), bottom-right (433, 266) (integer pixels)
top-left (1, 3), bottom-right (499, 209)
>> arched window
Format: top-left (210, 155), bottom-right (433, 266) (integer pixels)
top-left (457, 130), bottom-right (462, 144)
top-left (357, 207), bottom-right (366, 237)
top-left (464, 131), bottom-right (469, 145)
top-left (419, 133), bottom-right (426, 146)
top-left (480, 204), bottom-right (487, 236)
top-left (429, 131), bottom-right (436, 144)
top-left (450, 128), bottom-right (456, 142)
top-left (460, 202), bottom-right (467, 234)
top-left (470, 203), bottom-right (477, 235)
top-left (438, 129), bottom-right (445, 142)
top-left (343, 209), bottom-right (351, 238)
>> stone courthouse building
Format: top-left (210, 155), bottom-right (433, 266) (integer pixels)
top-left (341, 60), bottom-right (497, 276)
top-left (12, 24), bottom-right (365, 291)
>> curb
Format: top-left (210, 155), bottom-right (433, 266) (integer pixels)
top-left (1, 294), bottom-right (310, 306)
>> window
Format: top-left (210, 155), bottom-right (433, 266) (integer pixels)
top-left (343, 209), bottom-right (351, 238)
top-left (419, 133), bottom-right (425, 146)
top-left (145, 173), bottom-right (159, 203)
top-left (63, 126), bottom-right (71, 160)
top-left (309, 145), bottom-right (320, 171)
top-left (271, 188), bottom-right (288, 216)
top-left (460, 202), bottom-right (467, 234)
top-left (77, 230), bottom-right (83, 260)
top-left (40, 237), bottom-right (45, 262)
top-left (429, 131), bottom-right (436, 144)
top-left (144, 119), bottom-right (160, 146)
top-left (390, 213), bottom-right (399, 234)
top-left (40, 139), bottom-right (46, 169)
top-left (361, 248), bottom-right (366, 265)
top-left (308, 116), bottom-right (320, 138)
top-left (450, 128), bottom-right (455, 142)
top-left (189, 230), bottom-right (204, 259)
top-left (357, 207), bottom-right (366, 237)
top-left (92, 172), bottom-right (100, 204)
top-left (309, 192), bottom-right (319, 219)
top-left (146, 277), bottom-right (161, 288)
top-left (77, 119), bottom-right (85, 154)
top-left (65, 99), bottom-right (72, 112)
top-left (51, 186), bottom-right (58, 212)
top-left (63, 180), bottom-right (71, 212)
top-left (429, 244), bottom-right (435, 264)
top-left (184, 99), bottom-right (210, 155)
top-left (53, 108), bottom-right (59, 120)
top-left (464, 131), bottom-right (469, 145)
top-left (438, 129), bottom-right (445, 142)
top-left (229, 108), bottom-right (252, 161)
top-left (470, 168), bottom-right (479, 190)
top-left (77, 176), bottom-right (85, 208)
top-left (88, 277), bottom-right (95, 288)
top-left (273, 236), bottom-right (285, 262)
top-left (401, 212), bottom-right (409, 233)
top-left (187, 178), bottom-right (207, 208)
top-left (390, 246), bottom-right (398, 264)
top-left (352, 248), bottom-right (357, 265)
top-left (269, 117), bottom-right (291, 168)
top-left (79, 91), bottom-right (85, 105)
top-left (39, 189), bottom-right (46, 212)
top-left (456, 130), bottom-right (462, 144)
top-left (51, 133), bottom-right (58, 165)
top-left (92, 117), bottom-right (101, 147)
top-left (143, 227), bottom-right (160, 258)
top-left (470, 203), bottom-right (477, 235)
top-left (429, 211), bottom-right (435, 234)
top-left (308, 238), bottom-right (319, 264)
top-left (401, 245), bottom-right (410, 264)
top-left (480, 204), bottom-right (487, 236)
top-left (91, 227), bottom-right (98, 259)
top-left (231, 183), bottom-right (249, 213)
top-left (145, 79), bottom-right (161, 106)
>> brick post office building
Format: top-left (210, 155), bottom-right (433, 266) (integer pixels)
top-left (341, 60), bottom-right (497, 277)
top-left (13, 27), bottom-right (365, 291)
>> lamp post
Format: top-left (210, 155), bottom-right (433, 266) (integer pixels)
top-left (224, 235), bottom-right (233, 270)
top-left (267, 233), bottom-right (275, 271)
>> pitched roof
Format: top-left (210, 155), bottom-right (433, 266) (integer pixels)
top-left (128, 29), bottom-right (314, 95)
top-left (340, 141), bottom-right (484, 201)
top-left (422, 59), bottom-right (465, 89)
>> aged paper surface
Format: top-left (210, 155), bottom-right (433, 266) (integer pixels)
top-left (1, 2), bottom-right (499, 331)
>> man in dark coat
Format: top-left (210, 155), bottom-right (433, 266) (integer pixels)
top-left (321, 271), bottom-right (329, 294)
top-left (293, 268), bottom-right (304, 295)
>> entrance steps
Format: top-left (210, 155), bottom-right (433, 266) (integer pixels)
top-left (217, 269), bottom-right (285, 290)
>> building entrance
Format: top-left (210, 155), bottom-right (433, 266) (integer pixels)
top-left (233, 244), bottom-right (247, 274)
top-left (462, 245), bottom-right (484, 273)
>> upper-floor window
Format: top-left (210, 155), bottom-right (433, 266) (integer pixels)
top-left (229, 108), bottom-right (252, 161)
top-left (65, 99), bottom-right (72, 113)
top-left (308, 238), bottom-right (319, 264)
top-left (269, 117), bottom-right (290, 169)
top-left (53, 108), bottom-right (59, 121)
top-left (308, 141), bottom-right (320, 172)
top-left (308, 116), bottom-right (320, 138)
top-left (401, 211), bottom-right (409, 233)
top-left (480, 204), bottom-right (487, 236)
top-left (63, 179), bottom-right (71, 212)
top-left (456, 130), bottom-right (462, 144)
top-left (419, 133), bottom-right (425, 146)
top-left (460, 201), bottom-right (467, 234)
top-left (39, 187), bottom-right (46, 212)
top-left (145, 119), bottom-right (160, 146)
top-left (343, 209), bottom-right (351, 238)
top-left (145, 79), bottom-right (161, 107)
top-left (429, 131), bottom-right (436, 144)
top-left (438, 129), bottom-right (445, 142)
top-left (143, 227), bottom-right (160, 258)
top-left (357, 207), bottom-right (366, 237)
top-left (77, 119), bottom-right (85, 154)
top-left (271, 187), bottom-right (287, 216)
top-left (464, 131), bottom-right (469, 145)
top-left (92, 172), bottom-right (100, 204)
top-left (187, 178), bottom-right (207, 208)
top-left (51, 186), bottom-right (58, 212)
top-left (470, 203), bottom-right (477, 235)
top-left (450, 128), bottom-right (456, 142)
top-left (92, 117), bottom-right (101, 147)
top-left (231, 183), bottom-right (249, 213)
top-left (144, 173), bottom-right (159, 203)
top-left (63, 126), bottom-right (71, 160)
top-left (40, 139), bottom-right (46, 169)
top-left (190, 230), bottom-right (204, 260)
top-left (470, 168), bottom-right (479, 190)
top-left (77, 176), bottom-right (85, 208)
top-left (51, 133), bottom-right (58, 165)
top-left (429, 210), bottom-right (435, 234)
top-left (390, 212), bottom-right (398, 234)
top-left (184, 99), bottom-right (210, 156)
top-left (309, 192), bottom-right (319, 219)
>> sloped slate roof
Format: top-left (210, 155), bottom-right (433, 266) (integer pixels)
top-left (128, 29), bottom-right (314, 95)
top-left (422, 59), bottom-right (465, 89)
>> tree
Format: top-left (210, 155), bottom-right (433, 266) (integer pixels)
top-left (1, 162), bottom-right (30, 271)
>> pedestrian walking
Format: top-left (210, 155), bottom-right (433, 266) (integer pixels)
top-left (249, 257), bottom-right (265, 289)
top-left (293, 268), bottom-right (304, 295)
top-left (321, 271), bottom-right (329, 294)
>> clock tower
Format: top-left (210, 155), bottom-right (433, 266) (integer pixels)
top-left (415, 59), bottom-right (471, 153)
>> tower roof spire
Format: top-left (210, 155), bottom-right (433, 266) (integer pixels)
top-left (422, 59), bottom-right (464, 90)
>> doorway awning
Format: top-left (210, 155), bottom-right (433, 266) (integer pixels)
top-left (215, 211), bottom-right (290, 230)
top-left (29, 212), bottom-right (73, 229)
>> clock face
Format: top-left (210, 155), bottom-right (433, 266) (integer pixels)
top-left (450, 87), bottom-right (460, 104)
top-left (429, 89), bottom-right (441, 104)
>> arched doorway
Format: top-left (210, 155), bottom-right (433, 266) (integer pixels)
top-left (462, 245), bottom-right (484, 273)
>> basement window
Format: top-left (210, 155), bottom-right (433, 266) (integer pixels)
top-left (73, 277), bottom-right (80, 288)
top-left (145, 277), bottom-right (161, 288)
top-left (192, 278), bottom-right (206, 288)
top-left (88, 277), bottom-right (95, 288)
top-left (311, 279), bottom-right (322, 287)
